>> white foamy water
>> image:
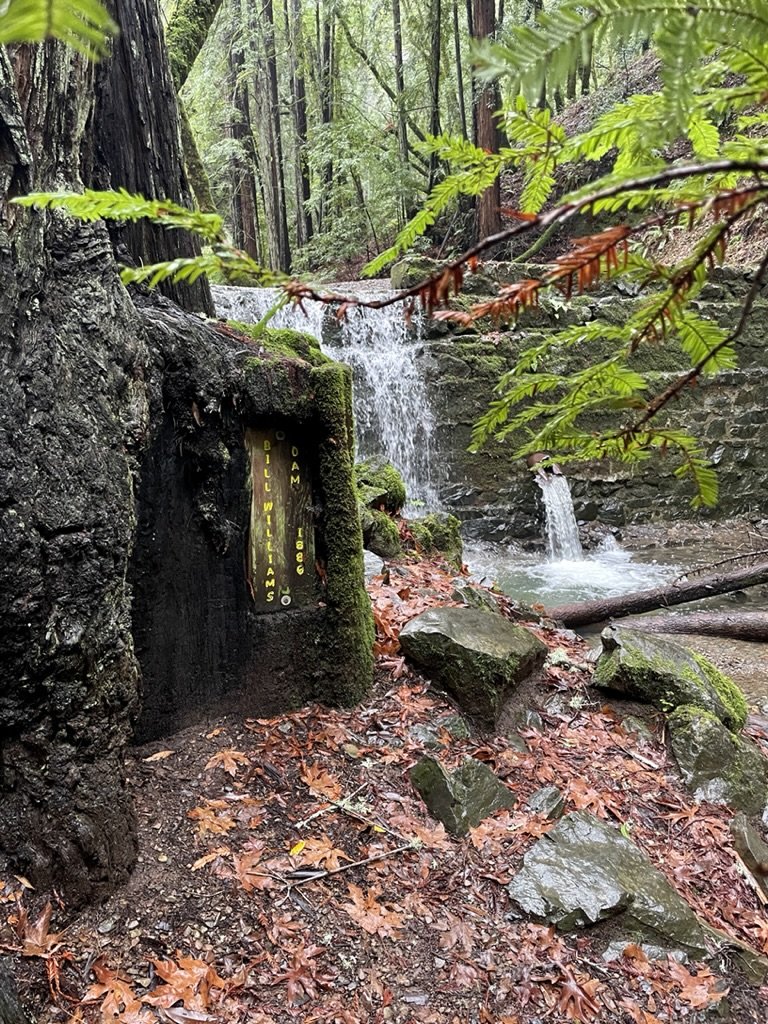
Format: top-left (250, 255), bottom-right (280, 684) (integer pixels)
top-left (212, 284), bottom-right (439, 511)
top-left (538, 474), bottom-right (583, 561)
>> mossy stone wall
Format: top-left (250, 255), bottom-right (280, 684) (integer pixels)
top-left (389, 259), bottom-right (768, 539)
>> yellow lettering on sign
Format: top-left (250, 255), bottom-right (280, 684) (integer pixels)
top-left (264, 468), bottom-right (271, 479)
top-left (267, 591), bottom-right (275, 601)
top-left (265, 453), bottom-right (270, 465)
top-left (267, 540), bottom-right (273, 552)
top-left (263, 440), bottom-right (271, 451)
top-left (296, 552), bottom-right (304, 564)
top-left (297, 565), bottom-right (305, 575)
top-left (266, 567), bottom-right (275, 577)
top-left (291, 461), bottom-right (300, 472)
top-left (297, 528), bottom-right (303, 538)
top-left (265, 578), bottom-right (276, 588)
top-left (296, 541), bottom-right (304, 551)
top-left (292, 446), bottom-right (299, 457)
top-left (263, 501), bottom-right (273, 513)
top-left (265, 482), bottom-right (271, 492)
top-left (290, 474), bottom-right (301, 487)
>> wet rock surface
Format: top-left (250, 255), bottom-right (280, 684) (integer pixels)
top-left (400, 607), bottom-right (547, 725)
top-left (508, 811), bottom-right (712, 956)
top-left (410, 756), bottom-right (515, 836)
top-left (668, 706), bottom-right (768, 816)
top-left (730, 813), bottom-right (768, 897)
top-left (594, 626), bottom-right (748, 731)
top-left (525, 785), bottom-right (566, 820)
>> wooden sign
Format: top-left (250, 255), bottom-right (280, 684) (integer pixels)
top-left (245, 427), bottom-right (316, 611)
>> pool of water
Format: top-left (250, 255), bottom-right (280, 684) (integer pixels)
top-left (465, 535), bottom-right (768, 702)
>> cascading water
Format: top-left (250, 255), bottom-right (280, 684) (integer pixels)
top-left (537, 474), bottom-right (584, 561)
top-left (211, 284), bottom-right (438, 510)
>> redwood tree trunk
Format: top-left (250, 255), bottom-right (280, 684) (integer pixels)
top-left (0, 0), bottom-right (210, 906)
top-left (471, 0), bottom-right (501, 242)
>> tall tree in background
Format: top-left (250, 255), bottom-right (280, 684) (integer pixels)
top-left (472, 0), bottom-right (501, 240)
top-left (285, 0), bottom-right (313, 247)
top-left (427, 0), bottom-right (443, 191)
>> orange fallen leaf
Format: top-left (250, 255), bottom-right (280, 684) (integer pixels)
top-left (205, 748), bottom-right (250, 777)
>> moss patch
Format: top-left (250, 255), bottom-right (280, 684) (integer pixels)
top-left (355, 456), bottom-right (407, 514)
top-left (691, 651), bottom-right (748, 732)
top-left (230, 321), bottom-right (329, 366)
top-left (408, 512), bottom-right (463, 570)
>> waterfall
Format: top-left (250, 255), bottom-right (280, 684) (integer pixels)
top-left (211, 284), bottom-right (438, 510)
top-left (537, 474), bottom-right (584, 561)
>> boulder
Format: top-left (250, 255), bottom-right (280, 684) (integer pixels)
top-left (408, 512), bottom-right (464, 570)
top-left (730, 813), bottom-right (768, 898)
top-left (410, 756), bottom-right (515, 836)
top-left (525, 785), bottom-right (565, 820)
top-left (450, 579), bottom-right (501, 615)
top-left (400, 607), bottom-right (548, 725)
top-left (355, 456), bottom-right (406, 514)
top-left (409, 713), bottom-right (471, 749)
top-left (508, 811), bottom-right (711, 956)
top-left (360, 506), bottom-right (402, 559)
top-left (593, 626), bottom-right (748, 732)
top-left (668, 706), bottom-right (768, 816)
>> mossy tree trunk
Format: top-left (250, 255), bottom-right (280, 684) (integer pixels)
top-left (0, 0), bottom-right (209, 906)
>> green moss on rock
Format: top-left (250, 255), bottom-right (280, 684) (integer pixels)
top-left (355, 456), bottom-right (407, 514)
top-left (360, 506), bottom-right (402, 559)
top-left (308, 363), bottom-right (375, 705)
top-left (230, 321), bottom-right (329, 366)
top-left (668, 705), bottom-right (768, 815)
top-left (408, 512), bottom-right (464, 570)
top-left (593, 626), bottom-right (747, 731)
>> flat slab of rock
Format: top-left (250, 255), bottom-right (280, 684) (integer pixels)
top-left (668, 706), bottom-right (768, 815)
top-left (594, 626), bottom-right (747, 731)
top-left (508, 811), bottom-right (711, 956)
top-left (410, 756), bottom-right (515, 836)
top-left (400, 607), bottom-right (547, 725)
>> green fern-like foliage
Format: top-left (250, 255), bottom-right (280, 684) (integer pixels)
top-left (401, 0), bottom-right (768, 508)
top-left (0, 0), bottom-right (115, 57)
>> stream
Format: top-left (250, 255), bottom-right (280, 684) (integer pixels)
top-left (212, 284), bottom-right (768, 705)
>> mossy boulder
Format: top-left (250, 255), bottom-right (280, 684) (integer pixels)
top-left (410, 756), bottom-right (515, 835)
top-left (668, 706), bottom-right (768, 816)
top-left (400, 606), bottom-right (548, 726)
top-left (355, 456), bottom-right (407, 514)
top-left (360, 506), bottom-right (402, 559)
top-left (508, 811), bottom-right (712, 956)
top-left (408, 512), bottom-right (464, 570)
top-left (228, 321), bottom-right (329, 366)
top-left (593, 626), bottom-right (748, 732)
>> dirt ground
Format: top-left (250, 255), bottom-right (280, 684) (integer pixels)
top-left (3, 557), bottom-right (768, 1023)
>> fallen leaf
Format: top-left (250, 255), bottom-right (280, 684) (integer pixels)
top-left (204, 748), bottom-right (250, 777)
top-left (143, 749), bottom-right (175, 762)
top-left (300, 762), bottom-right (342, 799)
top-left (191, 847), bottom-right (230, 871)
top-left (343, 884), bottom-right (404, 940)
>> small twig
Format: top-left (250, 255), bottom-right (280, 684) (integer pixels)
top-left (286, 843), bottom-right (417, 888)
top-left (294, 782), bottom-right (368, 829)
top-left (672, 547), bottom-right (768, 584)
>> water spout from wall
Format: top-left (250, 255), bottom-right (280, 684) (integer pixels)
top-left (536, 473), bottom-right (584, 561)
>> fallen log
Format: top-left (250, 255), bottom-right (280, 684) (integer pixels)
top-left (546, 561), bottom-right (768, 629)
top-left (624, 611), bottom-right (768, 642)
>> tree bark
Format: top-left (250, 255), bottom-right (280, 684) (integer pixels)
top-left (427, 0), bottom-right (442, 191)
top-left (623, 612), bottom-right (768, 643)
top-left (88, 0), bottom-right (213, 314)
top-left (0, 0), bottom-right (213, 906)
top-left (453, 0), bottom-right (468, 140)
top-left (471, 0), bottom-right (501, 242)
top-left (285, 0), bottom-right (313, 247)
top-left (547, 562), bottom-right (768, 628)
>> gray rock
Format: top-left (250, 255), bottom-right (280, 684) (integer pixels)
top-left (620, 715), bottom-right (655, 745)
top-left (410, 714), bottom-right (471, 749)
top-left (508, 811), bottom-right (712, 955)
top-left (410, 756), bottom-right (515, 836)
top-left (451, 580), bottom-right (501, 615)
top-left (668, 706), bottom-right (768, 816)
top-left (593, 626), bottom-right (748, 732)
top-left (526, 785), bottom-right (565, 820)
top-left (400, 607), bottom-right (547, 726)
top-left (360, 506), bottom-right (402, 559)
top-left (730, 813), bottom-right (768, 898)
